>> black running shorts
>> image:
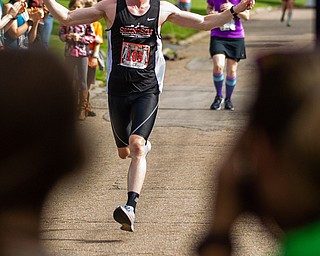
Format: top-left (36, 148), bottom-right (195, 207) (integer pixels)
top-left (209, 36), bottom-right (246, 62)
top-left (108, 92), bottom-right (159, 148)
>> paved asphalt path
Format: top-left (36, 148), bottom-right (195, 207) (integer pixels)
top-left (40, 7), bottom-right (315, 256)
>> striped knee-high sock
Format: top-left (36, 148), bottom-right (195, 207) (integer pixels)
top-left (226, 75), bottom-right (237, 100)
top-left (213, 72), bottom-right (224, 97)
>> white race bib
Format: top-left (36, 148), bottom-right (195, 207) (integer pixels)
top-left (220, 19), bottom-right (236, 31)
top-left (120, 42), bottom-right (150, 69)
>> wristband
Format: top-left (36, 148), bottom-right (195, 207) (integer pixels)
top-left (92, 55), bottom-right (99, 59)
top-left (27, 20), bottom-right (34, 27)
top-left (229, 6), bottom-right (238, 18)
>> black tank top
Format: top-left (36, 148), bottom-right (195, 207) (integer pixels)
top-left (107, 0), bottom-right (161, 96)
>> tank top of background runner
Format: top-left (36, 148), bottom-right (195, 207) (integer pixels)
top-left (106, 0), bottom-right (165, 96)
top-left (207, 0), bottom-right (245, 38)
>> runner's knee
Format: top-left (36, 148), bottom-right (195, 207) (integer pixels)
top-left (129, 137), bottom-right (145, 158)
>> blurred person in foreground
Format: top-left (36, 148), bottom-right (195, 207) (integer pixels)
top-left (0, 50), bottom-right (83, 256)
top-left (197, 50), bottom-right (320, 256)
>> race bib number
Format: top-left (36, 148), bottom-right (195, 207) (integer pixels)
top-left (120, 42), bottom-right (150, 69)
top-left (220, 19), bottom-right (236, 31)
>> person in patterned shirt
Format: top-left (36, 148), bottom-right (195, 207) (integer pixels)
top-left (84, 0), bottom-right (103, 117)
top-left (59, 0), bottom-right (95, 120)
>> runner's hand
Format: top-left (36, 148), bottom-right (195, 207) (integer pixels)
top-left (234, 0), bottom-right (254, 13)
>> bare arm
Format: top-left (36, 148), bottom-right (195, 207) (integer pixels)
top-left (0, 14), bottom-right (15, 31)
top-left (237, 9), bottom-right (249, 20)
top-left (207, 2), bottom-right (250, 21)
top-left (44, 0), bottom-right (115, 26)
top-left (219, 1), bottom-right (249, 21)
top-left (4, 6), bottom-right (29, 39)
top-left (6, 20), bottom-right (28, 38)
top-left (0, 1), bottom-right (26, 31)
top-left (28, 10), bottom-right (43, 43)
top-left (28, 20), bottom-right (40, 43)
top-left (160, 0), bottom-right (253, 30)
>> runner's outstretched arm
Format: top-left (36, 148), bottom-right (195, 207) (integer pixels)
top-left (160, 0), bottom-right (254, 30)
top-left (43, 0), bottom-right (114, 26)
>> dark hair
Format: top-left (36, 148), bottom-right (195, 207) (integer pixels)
top-left (250, 51), bottom-right (320, 183)
top-left (250, 52), bottom-right (318, 147)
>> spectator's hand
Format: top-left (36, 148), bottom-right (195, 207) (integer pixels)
top-left (44, 6), bottom-right (50, 14)
top-left (68, 33), bottom-right (80, 41)
top-left (28, 7), bottom-right (43, 22)
top-left (89, 57), bottom-right (98, 68)
top-left (19, 0), bottom-right (28, 12)
top-left (38, 8), bottom-right (45, 18)
top-left (43, 5), bottom-right (50, 18)
top-left (73, 34), bottom-right (81, 41)
top-left (29, 13), bottom-right (40, 22)
top-left (8, 1), bottom-right (25, 18)
top-left (67, 33), bottom-right (81, 42)
top-left (66, 33), bottom-right (75, 41)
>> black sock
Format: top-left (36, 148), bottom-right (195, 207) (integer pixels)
top-left (126, 191), bottom-right (140, 212)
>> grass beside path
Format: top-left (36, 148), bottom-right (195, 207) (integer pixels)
top-left (48, 0), bottom-right (307, 81)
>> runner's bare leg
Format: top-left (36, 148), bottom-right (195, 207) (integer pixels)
top-left (117, 134), bottom-right (147, 194)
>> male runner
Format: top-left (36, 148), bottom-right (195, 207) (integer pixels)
top-left (44, 0), bottom-right (254, 232)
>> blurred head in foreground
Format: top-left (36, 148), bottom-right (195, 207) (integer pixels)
top-left (198, 50), bottom-right (320, 256)
top-left (0, 50), bottom-right (83, 255)
top-left (248, 51), bottom-right (320, 228)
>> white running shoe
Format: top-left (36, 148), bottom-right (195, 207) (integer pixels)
top-left (113, 205), bottom-right (135, 232)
